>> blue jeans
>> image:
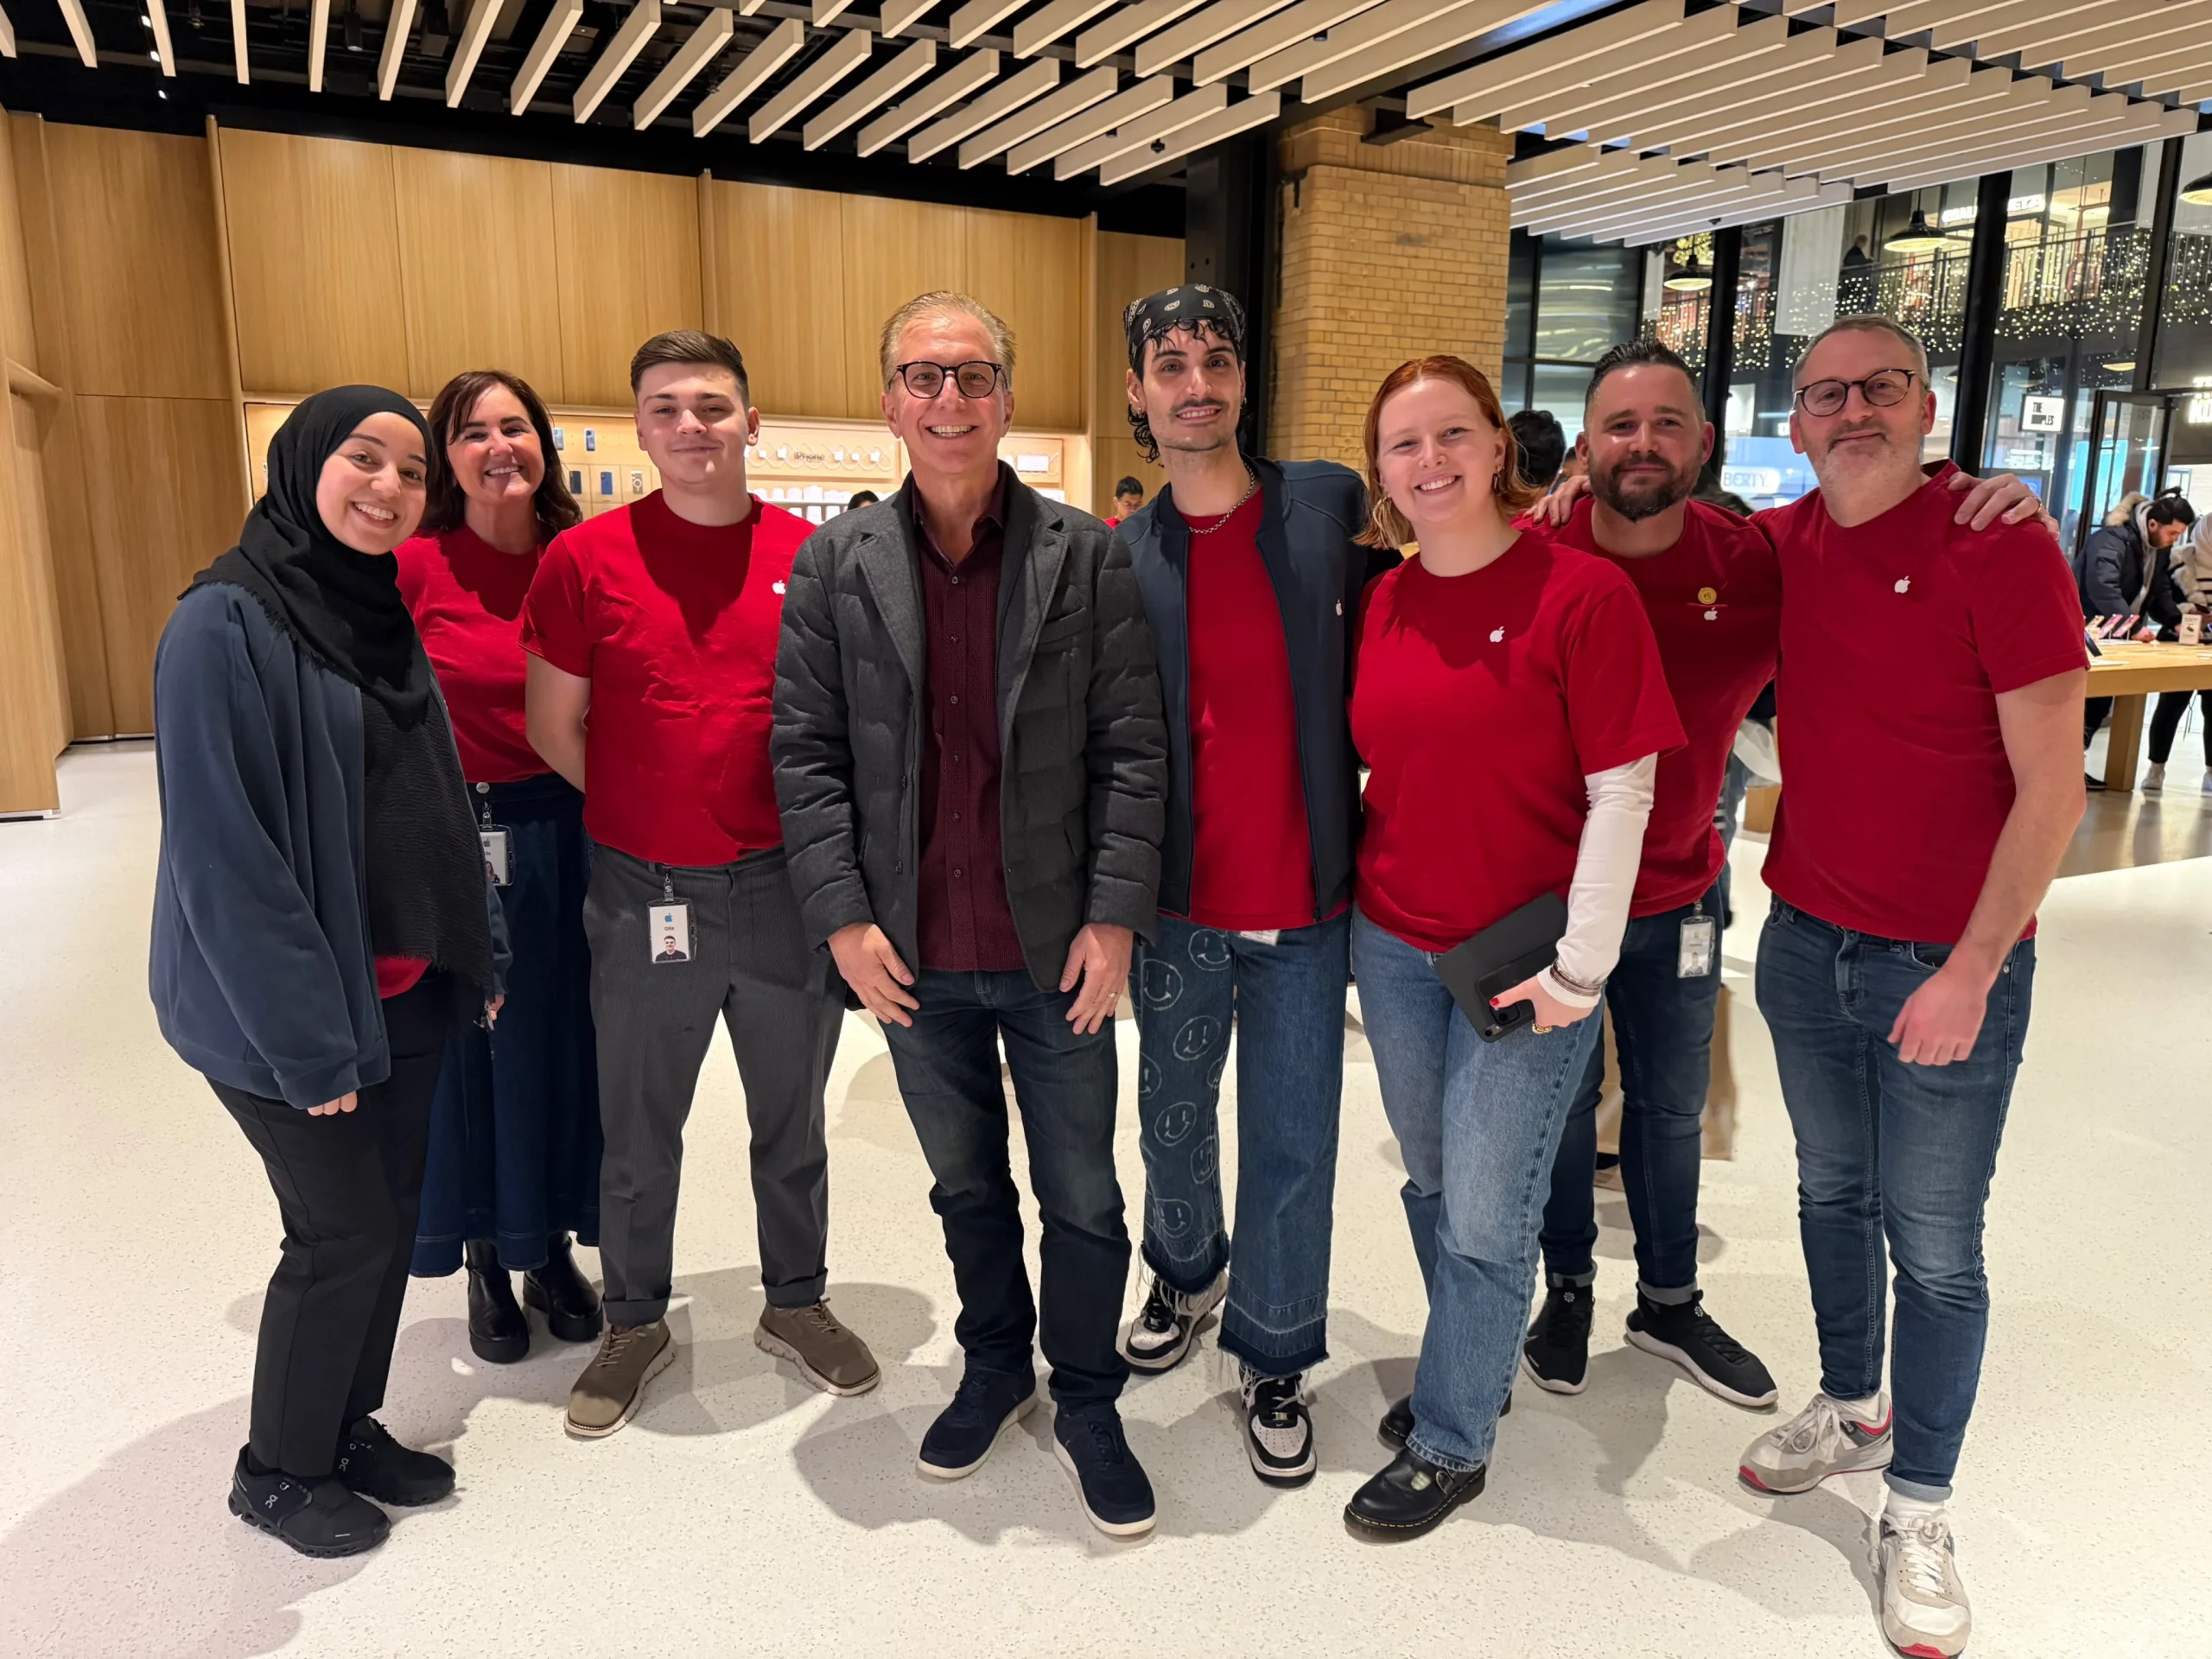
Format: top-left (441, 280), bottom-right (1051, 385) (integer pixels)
top-left (1540, 887), bottom-right (1722, 1298)
top-left (881, 969), bottom-right (1130, 1407)
top-left (1351, 907), bottom-right (1602, 1473)
top-left (1755, 899), bottom-right (2033, 1499)
top-left (1130, 911), bottom-right (1351, 1376)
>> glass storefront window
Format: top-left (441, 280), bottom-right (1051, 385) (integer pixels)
top-left (2153, 133), bottom-right (2212, 508)
top-left (1501, 233), bottom-right (1643, 447)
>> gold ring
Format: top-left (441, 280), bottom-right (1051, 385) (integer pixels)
top-left (1533, 1024), bottom-right (1554, 1035)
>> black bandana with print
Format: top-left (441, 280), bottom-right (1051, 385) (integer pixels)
top-left (1123, 283), bottom-right (1247, 372)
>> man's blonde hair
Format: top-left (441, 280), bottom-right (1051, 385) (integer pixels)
top-left (879, 290), bottom-right (1015, 390)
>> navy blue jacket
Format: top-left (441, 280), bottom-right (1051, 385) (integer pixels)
top-left (1118, 456), bottom-right (1395, 925)
top-left (149, 583), bottom-right (507, 1109)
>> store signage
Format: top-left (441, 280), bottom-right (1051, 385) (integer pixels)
top-left (2189, 377), bottom-right (2212, 426)
top-left (1721, 465), bottom-right (1783, 495)
top-left (2020, 395), bottom-right (2065, 433)
top-left (2007, 192), bottom-right (2046, 216)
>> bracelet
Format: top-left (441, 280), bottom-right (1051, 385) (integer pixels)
top-left (1548, 962), bottom-right (1607, 1000)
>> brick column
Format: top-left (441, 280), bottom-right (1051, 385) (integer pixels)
top-left (1268, 108), bottom-right (1514, 469)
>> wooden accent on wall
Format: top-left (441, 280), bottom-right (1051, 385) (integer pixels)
top-left (41, 124), bottom-right (232, 400)
top-left (205, 118), bottom-right (253, 517)
top-left (968, 207), bottom-right (1087, 432)
top-left (74, 397), bottom-right (249, 734)
top-left (550, 164), bottom-right (702, 408)
top-left (1091, 230), bottom-right (1184, 515)
top-left (712, 180), bottom-right (849, 421)
top-left (219, 129), bottom-right (409, 396)
top-left (0, 116), bottom-right (39, 375)
top-left (0, 391), bottom-right (67, 812)
top-left (392, 147), bottom-right (564, 403)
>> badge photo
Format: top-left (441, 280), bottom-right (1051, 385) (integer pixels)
top-left (651, 904), bottom-right (693, 964)
top-left (480, 826), bottom-right (512, 887)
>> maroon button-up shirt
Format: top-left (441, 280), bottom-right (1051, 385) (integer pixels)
top-left (914, 481), bottom-right (1028, 974)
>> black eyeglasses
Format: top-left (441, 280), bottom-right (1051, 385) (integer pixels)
top-left (893, 360), bottom-right (1004, 400)
top-left (1795, 368), bottom-right (1917, 417)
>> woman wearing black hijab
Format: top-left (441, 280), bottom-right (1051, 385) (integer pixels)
top-left (150, 387), bottom-right (509, 1558)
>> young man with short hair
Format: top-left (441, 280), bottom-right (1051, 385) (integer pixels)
top-left (772, 292), bottom-right (1167, 1538)
top-left (1109, 476), bottom-right (1145, 525)
top-left (524, 330), bottom-right (879, 1439)
top-left (1743, 315), bottom-right (2087, 1659)
top-left (1113, 284), bottom-right (1395, 1486)
top-left (1509, 407), bottom-right (1567, 492)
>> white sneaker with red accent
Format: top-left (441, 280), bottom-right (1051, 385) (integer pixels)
top-left (1738, 1392), bottom-right (1892, 1493)
top-left (1878, 1505), bottom-right (1973, 1657)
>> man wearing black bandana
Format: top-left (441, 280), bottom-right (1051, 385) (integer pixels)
top-left (1113, 284), bottom-right (1397, 1487)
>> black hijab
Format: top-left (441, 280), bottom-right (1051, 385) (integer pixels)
top-left (189, 385), bottom-right (495, 1006)
top-left (190, 385), bottom-right (437, 728)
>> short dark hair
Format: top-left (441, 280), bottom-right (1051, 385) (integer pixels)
top-left (1584, 337), bottom-right (1700, 410)
top-left (847, 489), bottom-right (879, 510)
top-left (1508, 409), bottom-right (1567, 491)
top-left (421, 369), bottom-right (582, 543)
top-left (629, 329), bottom-right (751, 403)
top-left (2148, 491), bottom-right (2197, 528)
top-left (1114, 476), bottom-right (1144, 500)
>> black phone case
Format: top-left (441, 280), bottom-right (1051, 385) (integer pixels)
top-left (1430, 891), bottom-right (1571, 1042)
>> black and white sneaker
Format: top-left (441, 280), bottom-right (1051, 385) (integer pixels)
top-left (1522, 1281), bottom-right (1594, 1394)
top-left (1242, 1370), bottom-right (1316, 1487)
top-left (1120, 1269), bottom-right (1226, 1374)
top-left (1625, 1291), bottom-right (1777, 1408)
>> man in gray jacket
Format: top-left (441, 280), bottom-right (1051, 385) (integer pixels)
top-left (772, 290), bottom-right (1168, 1538)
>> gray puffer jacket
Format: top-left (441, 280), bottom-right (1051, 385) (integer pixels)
top-left (772, 469), bottom-right (1167, 991)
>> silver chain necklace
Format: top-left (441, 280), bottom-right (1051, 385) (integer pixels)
top-left (1185, 465), bottom-right (1259, 534)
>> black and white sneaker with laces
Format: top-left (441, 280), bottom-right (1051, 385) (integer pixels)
top-left (1120, 1269), bottom-right (1226, 1374)
top-left (1522, 1280), bottom-right (1594, 1394)
top-left (1241, 1370), bottom-right (1315, 1487)
top-left (1625, 1290), bottom-right (1777, 1408)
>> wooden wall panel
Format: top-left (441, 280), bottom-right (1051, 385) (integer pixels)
top-left (0, 116), bottom-right (39, 373)
top-left (391, 147), bottom-right (564, 404)
top-left (550, 165), bottom-right (701, 408)
top-left (43, 125), bottom-right (231, 399)
top-left (711, 181), bottom-right (851, 420)
top-left (75, 397), bottom-right (250, 734)
top-left (0, 393), bottom-right (67, 813)
top-left (220, 130), bottom-right (408, 396)
top-left (1092, 231), bottom-right (1184, 514)
top-left (968, 208), bottom-right (1087, 431)
top-left (839, 194), bottom-right (969, 415)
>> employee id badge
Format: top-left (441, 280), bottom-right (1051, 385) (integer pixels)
top-left (1235, 929), bottom-right (1281, 947)
top-left (1678, 913), bottom-right (1718, 979)
top-left (480, 826), bottom-right (513, 887)
top-left (648, 903), bottom-right (693, 964)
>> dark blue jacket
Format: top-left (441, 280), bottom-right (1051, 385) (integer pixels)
top-left (1118, 455), bottom-right (1395, 925)
top-left (149, 583), bottom-right (507, 1109)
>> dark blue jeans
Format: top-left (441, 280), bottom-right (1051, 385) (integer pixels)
top-left (1541, 887), bottom-right (1722, 1299)
top-left (881, 968), bottom-right (1130, 1407)
top-left (1755, 899), bottom-right (2033, 1499)
top-left (1130, 911), bottom-right (1351, 1376)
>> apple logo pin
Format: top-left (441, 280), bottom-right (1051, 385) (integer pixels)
top-left (1895, 577), bottom-right (1911, 594)
top-left (1489, 626), bottom-right (1505, 643)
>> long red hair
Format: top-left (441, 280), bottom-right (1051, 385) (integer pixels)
top-left (1357, 355), bottom-right (1541, 549)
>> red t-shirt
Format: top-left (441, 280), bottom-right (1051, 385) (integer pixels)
top-left (395, 525), bottom-right (546, 785)
top-left (1179, 492), bottom-right (1317, 931)
top-left (1549, 497), bottom-right (1781, 917)
top-left (1756, 463), bottom-right (2087, 944)
top-left (520, 492), bottom-right (804, 867)
top-left (1352, 533), bottom-right (1686, 952)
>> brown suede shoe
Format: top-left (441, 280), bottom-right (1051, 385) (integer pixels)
top-left (754, 1301), bottom-right (880, 1396)
top-left (565, 1320), bottom-right (675, 1439)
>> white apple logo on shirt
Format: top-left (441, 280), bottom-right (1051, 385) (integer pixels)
top-left (1489, 626), bottom-right (1505, 643)
top-left (1894, 577), bottom-right (1910, 594)
top-left (772, 579), bottom-right (788, 595)
top-left (1704, 608), bottom-right (1719, 621)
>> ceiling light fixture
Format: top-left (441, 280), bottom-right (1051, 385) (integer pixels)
top-left (2182, 172), bottom-right (2212, 208)
top-left (1663, 247), bottom-right (1713, 293)
top-left (1885, 207), bottom-right (1948, 254)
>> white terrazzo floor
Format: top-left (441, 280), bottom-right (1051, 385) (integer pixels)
top-left (2, 741), bottom-right (2208, 1658)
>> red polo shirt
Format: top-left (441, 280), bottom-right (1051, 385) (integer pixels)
top-left (520, 491), bottom-right (803, 868)
top-left (1352, 532), bottom-right (1684, 953)
top-left (1548, 497), bottom-right (1782, 917)
top-left (913, 485), bottom-right (1027, 974)
top-left (1755, 463), bottom-right (2086, 944)
top-left (1178, 491), bottom-right (1317, 931)
top-left (395, 524), bottom-right (547, 785)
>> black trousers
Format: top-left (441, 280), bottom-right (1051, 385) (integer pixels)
top-left (2148, 689), bottom-right (2212, 766)
top-left (210, 976), bottom-right (454, 1478)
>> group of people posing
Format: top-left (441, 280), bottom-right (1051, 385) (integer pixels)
top-left (150, 279), bottom-right (2082, 1659)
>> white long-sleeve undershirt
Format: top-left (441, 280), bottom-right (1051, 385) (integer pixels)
top-left (1536, 753), bottom-right (1659, 1010)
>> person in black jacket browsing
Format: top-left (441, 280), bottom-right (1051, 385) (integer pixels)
top-left (150, 387), bottom-right (509, 1560)
top-left (1109, 283), bottom-right (1396, 1491)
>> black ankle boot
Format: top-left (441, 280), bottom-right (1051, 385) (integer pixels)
top-left (1344, 1447), bottom-right (1486, 1540)
top-left (523, 1233), bottom-right (603, 1344)
top-left (465, 1238), bottom-right (528, 1363)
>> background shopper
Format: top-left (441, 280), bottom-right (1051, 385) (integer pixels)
top-left (1342, 357), bottom-right (1681, 1541)
top-left (1508, 408), bottom-right (1567, 492)
top-left (150, 387), bottom-right (507, 1556)
top-left (398, 369), bottom-right (603, 1365)
top-left (1109, 475), bottom-right (1145, 524)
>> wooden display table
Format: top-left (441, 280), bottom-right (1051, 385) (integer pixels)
top-left (2089, 641), bottom-right (2212, 795)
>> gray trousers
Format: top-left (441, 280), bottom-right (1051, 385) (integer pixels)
top-left (584, 842), bottom-right (842, 1326)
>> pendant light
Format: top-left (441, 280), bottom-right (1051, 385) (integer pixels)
top-left (2181, 171), bottom-right (2212, 207)
top-left (1663, 247), bottom-right (1713, 293)
top-left (1885, 207), bottom-right (1948, 254)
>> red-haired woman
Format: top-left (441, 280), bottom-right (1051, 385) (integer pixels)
top-left (1342, 357), bottom-right (1683, 1539)
top-left (397, 371), bottom-right (604, 1363)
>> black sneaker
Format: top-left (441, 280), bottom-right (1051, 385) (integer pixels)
top-left (1242, 1371), bottom-right (1315, 1488)
top-left (334, 1417), bottom-right (454, 1506)
top-left (1377, 1389), bottom-right (1509, 1450)
top-left (1344, 1447), bottom-right (1485, 1540)
top-left (1052, 1402), bottom-right (1156, 1537)
top-left (1522, 1281), bottom-right (1594, 1395)
top-left (229, 1449), bottom-right (389, 1557)
top-left (917, 1364), bottom-right (1038, 1480)
top-left (1120, 1270), bottom-right (1226, 1374)
top-left (1625, 1291), bottom-right (1778, 1408)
